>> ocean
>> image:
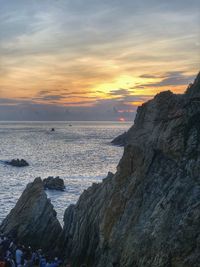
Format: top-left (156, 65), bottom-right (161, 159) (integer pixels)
top-left (0, 121), bottom-right (131, 224)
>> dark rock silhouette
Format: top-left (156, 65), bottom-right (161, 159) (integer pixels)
top-left (113, 73), bottom-right (200, 149)
top-left (6, 159), bottom-right (29, 167)
top-left (111, 131), bottom-right (127, 146)
top-left (43, 176), bottom-right (65, 191)
top-left (0, 178), bottom-right (62, 251)
top-left (61, 72), bottom-right (200, 267)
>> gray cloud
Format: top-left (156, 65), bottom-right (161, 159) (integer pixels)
top-left (0, 98), bottom-right (21, 105)
top-left (139, 74), bottom-right (161, 79)
top-left (0, 0), bottom-right (199, 120)
top-left (0, 0), bottom-right (199, 59)
top-left (37, 95), bottom-right (64, 101)
top-left (0, 92), bottom-right (152, 121)
top-left (141, 71), bottom-right (196, 87)
top-left (108, 88), bottom-right (131, 96)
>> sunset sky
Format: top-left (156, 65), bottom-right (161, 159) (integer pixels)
top-left (0, 0), bottom-right (199, 121)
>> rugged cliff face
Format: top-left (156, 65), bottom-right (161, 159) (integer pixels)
top-left (0, 178), bottom-right (62, 251)
top-left (62, 73), bottom-right (200, 267)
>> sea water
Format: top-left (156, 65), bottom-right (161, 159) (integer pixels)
top-left (0, 121), bottom-right (131, 224)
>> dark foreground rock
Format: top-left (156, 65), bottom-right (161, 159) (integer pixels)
top-left (6, 159), bottom-right (29, 167)
top-left (61, 73), bottom-right (200, 267)
top-left (43, 176), bottom-right (65, 191)
top-left (0, 177), bottom-right (62, 251)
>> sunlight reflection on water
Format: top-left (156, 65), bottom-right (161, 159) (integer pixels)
top-left (0, 121), bottom-right (131, 223)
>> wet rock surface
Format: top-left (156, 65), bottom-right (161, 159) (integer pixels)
top-left (61, 73), bottom-right (200, 267)
top-left (43, 176), bottom-right (65, 191)
top-left (0, 177), bottom-right (62, 251)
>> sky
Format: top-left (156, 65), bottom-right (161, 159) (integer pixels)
top-left (0, 0), bottom-right (199, 121)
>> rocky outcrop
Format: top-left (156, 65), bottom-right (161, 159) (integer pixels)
top-left (43, 176), bottom-right (65, 191)
top-left (61, 72), bottom-right (200, 267)
top-left (6, 159), bottom-right (29, 167)
top-left (0, 178), bottom-right (62, 251)
top-left (111, 131), bottom-right (128, 146)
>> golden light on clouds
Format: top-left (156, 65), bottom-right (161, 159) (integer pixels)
top-left (0, 0), bottom-right (199, 120)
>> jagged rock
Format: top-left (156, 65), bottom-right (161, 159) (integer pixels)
top-left (111, 132), bottom-right (127, 146)
top-left (0, 177), bottom-right (62, 251)
top-left (43, 176), bottom-right (65, 191)
top-left (6, 159), bottom-right (29, 167)
top-left (186, 72), bottom-right (200, 98)
top-left (61, 72), bottom-right (200, 267)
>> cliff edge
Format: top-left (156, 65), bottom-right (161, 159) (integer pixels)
top-left (62, 73), bottom-right (200, 267)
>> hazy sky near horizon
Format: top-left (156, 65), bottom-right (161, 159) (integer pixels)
top-left (0, 0), bottom-right (199, 121)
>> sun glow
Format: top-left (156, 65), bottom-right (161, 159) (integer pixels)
top-left (119, 117), bottom-right (126, 122)
top-left (93, 75), bottom-right (144, 95)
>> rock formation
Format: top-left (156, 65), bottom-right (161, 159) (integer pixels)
top-left (61, 73), bottom-right (200, 267)
top-left (43, 176), bottom-right (65, 191)
top-left (111, 131), bottom-right (127, 146)
top-left (6, 159), bottom-right (29, 167)
top-left (0, 178), bottom-right (62, 251)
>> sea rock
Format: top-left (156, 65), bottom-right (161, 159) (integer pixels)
top-left (6, 159), bottom-right (29, 167)
top-left (43, 176), bottom-right (65, 191)
top-left (0, 177), bottom-right (62, 251)
top-left (61, 72), bottom-right (200, 267)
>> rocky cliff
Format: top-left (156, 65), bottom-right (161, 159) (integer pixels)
top-left (111, 131), bottom-right (128, 146)
top-left (62, 73), bottom-right (200, 267)
top-left (0, 177), bottom-right (62, 251)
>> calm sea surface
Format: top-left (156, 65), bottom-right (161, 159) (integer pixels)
top-left (0, 121), bottom-right (131, 224)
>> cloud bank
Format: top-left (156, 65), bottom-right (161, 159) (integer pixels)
top-left (0, 0), bottom-right (199, 120)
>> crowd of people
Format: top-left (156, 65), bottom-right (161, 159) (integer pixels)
top-left (0, 234), bottom-right (62, 267)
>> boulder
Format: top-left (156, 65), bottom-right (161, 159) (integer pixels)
top-left (0, 177), bottom-right (62, 251)
top-left (43, 176), bottom-right (65, 191)
top-left (6, 159), bottom-right (29, 167)
top-left (61, 72), bottom-right (200, 267)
